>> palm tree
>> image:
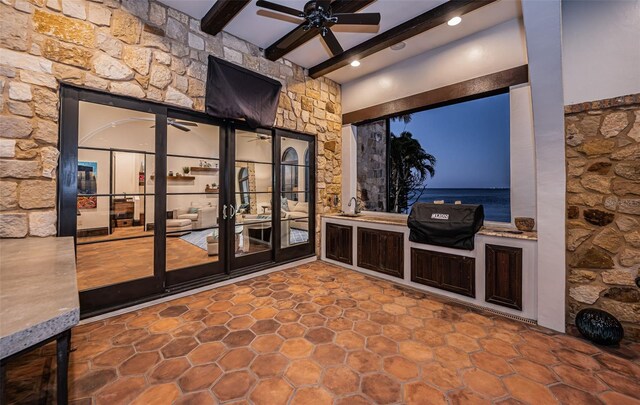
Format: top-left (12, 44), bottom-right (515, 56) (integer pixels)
top-left (389, 131), bottom-right (436, 213)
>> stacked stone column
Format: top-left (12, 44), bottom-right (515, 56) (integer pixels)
top-left (565, 94), bottom-right (640, 341)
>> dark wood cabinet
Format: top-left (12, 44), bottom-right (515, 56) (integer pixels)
top-left (485, 244), bottom-right (522, 310)
top-left (411, 248), bottom-right (475, 298)
top-left (357, 227), bottom-right (404, 278)
top-left (325, 223), bottom-right (353, 265)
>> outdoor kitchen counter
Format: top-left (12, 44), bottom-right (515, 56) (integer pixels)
top-left (0, 237), bottom-right (79, 359)
top-left (322, 213), bottom-right (538, 241)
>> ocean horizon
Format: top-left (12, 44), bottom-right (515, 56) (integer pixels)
top-left (412, 188), bottom-right (511, 223)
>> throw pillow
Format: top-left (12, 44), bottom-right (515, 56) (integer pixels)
top-left (188, 207), bottom-right (199, 214)
top-left (293, 202), bottom-right (308, 213)
top-left (281, 197), bottom-right (289, 212)
top-left (287, 200), bottom-right (298, 212)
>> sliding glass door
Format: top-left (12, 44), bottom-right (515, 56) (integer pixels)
top-left (60, 89), bottom-right (168, 313)
top-left (277, 129), bottom-right (316, 261)
top-left (164, 111), bottom-right (226, 285)
top-left (229, 126), bottom-right (275, 272)
top-left (59, 85), bottom-right (315, 316)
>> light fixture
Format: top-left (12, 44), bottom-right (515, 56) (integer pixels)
top-left (447, 16), bottom-right (462, 26)
top-left (390, 42), bottom-right (406, 51)
top-left (350, 60), bottom-right (361, 67)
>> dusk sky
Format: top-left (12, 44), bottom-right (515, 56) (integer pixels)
top-left (390, 93), bottom-right (511, 189)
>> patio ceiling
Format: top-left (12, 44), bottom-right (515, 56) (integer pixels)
top-left (158, 0), bottom-right (522, 84)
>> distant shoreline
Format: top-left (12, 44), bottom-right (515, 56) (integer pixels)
top-left (413, 187), bottom-right (510, 191)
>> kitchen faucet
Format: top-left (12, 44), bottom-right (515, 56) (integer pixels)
top-left (348, 197), bottom-right (360, 214)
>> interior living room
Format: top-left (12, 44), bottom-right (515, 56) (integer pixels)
top-left (0, 0), bottom-right (638, 404)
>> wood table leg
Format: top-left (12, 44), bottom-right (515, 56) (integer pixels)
top-left (56, 329), bottom-right (71, 405)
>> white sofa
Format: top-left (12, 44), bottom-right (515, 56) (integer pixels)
top-left (173, 204), bottom-right (217, 230)
top-left (282, 200), bottom-right (309, 231)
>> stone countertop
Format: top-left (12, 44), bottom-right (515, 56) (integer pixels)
top-left (0, 237), bottom-right (79, 359)
top-left (323, 213), bottom-right (538, 241)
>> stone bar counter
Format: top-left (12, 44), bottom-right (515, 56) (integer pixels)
top-left (0, 237), bottom-right (79, 404)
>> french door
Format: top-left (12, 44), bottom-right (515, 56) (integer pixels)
top-left (59, 85), bottom-right (315, 316)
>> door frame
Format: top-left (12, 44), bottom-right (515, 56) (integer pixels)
top-left (59, 85), bottom-right (169, 314)
top-left (163, 108), bottom-right (227, 286)
top-left (275, 128), bottom-right (316, 262)
top-left (227, 122), bottom-right (276, 273)
top-left (58, 84), bottom-right (317, 317)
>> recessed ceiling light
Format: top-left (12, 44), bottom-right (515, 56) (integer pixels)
top-left (390, 42), bottom-right (406, 51)
top-left (447, 16), bottom-right (462, 26)
top-left (350, 60), bottom-right (361, 67)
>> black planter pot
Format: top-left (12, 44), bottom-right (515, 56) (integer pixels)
top-left (575, 308), bottom-right (624, 346)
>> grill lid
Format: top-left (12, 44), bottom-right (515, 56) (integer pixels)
top-left (407, 203), bottom-right (484, 250)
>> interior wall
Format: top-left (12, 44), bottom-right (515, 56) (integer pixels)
top-left (341, 18), bottom-right (527, 114)
top-left (562, 0), bottom-right (640, 105)
top-left (77, 148), bottom-right (110, 230)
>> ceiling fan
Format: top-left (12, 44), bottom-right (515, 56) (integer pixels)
top-left (151, 118), bottom-right (198, 132)
top-left (256, 0), bottom-right (381, 56)
top-left (242, 133), bottom-right (272, 143)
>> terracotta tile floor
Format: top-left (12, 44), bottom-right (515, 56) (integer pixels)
top-left (5, 262), bottom-right (640, 404)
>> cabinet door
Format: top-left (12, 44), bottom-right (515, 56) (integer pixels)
top-left (325, 223), bottom-right (353, 265)
top-left (357, 227), bottom-right (404, 278)
top-left (411, 249), bottom-right (475, 298)
top-left (485, 244), bottom-right (522, 310)
top-left (379, 230), bottom-right (404, 278)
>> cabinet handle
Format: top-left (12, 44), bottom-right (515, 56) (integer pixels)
top-left (229, 205), bottom-right (236, 219)
top-left (222, 205), bottom-right (227, 220)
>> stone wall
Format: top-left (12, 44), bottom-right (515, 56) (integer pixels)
top-left (356, 119), bottom-right (387, 211)
top-left (0, 0), bottom-right (342, 253)
top-left (565, 93), bottom-right (640, 341)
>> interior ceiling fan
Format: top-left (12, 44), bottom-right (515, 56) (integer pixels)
top-left (242, 133), bottom-right (272, 143)
top-left (151, 118), bottom-right (198, 132)
top-left (256, 0), bottom-right (381, 56)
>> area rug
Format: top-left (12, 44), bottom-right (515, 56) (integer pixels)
top-left (180, 229), bottom-right (212, 251)
top-left (290, 228), bottom-right (309, 244)
top-left (179, 228), bottom-right (309, 250)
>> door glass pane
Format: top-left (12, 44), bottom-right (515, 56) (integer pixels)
top-left (166, 119), bottom-right (221, 271)
top-left (281, 136), bottom-right (311, 247)
top-left (235, 131), bottom-right (273, 257)
top-left (76, 101), bottom-right (155, 291)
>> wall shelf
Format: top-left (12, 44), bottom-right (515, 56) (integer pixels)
top-left (150, 175), bottom-right (196, 181)
top-left (190, 167), bottom-right (219, 173)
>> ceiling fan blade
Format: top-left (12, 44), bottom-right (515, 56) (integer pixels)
top-left (279, 26), bottom-right (317, 49)
top-left (332, 12), bottom-right (381, 25)
top-left (174, 121), bottom-right (198, 127)
top-left (256, 0), bottom-right (304, 18)
top-left (171, 123), bottom-right (192, 132)
top-left (320, 28), bottom-right (344, 56)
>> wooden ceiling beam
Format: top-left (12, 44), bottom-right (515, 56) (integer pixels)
top-left (309, 0), bottom-right (498, 78)
top-left (201, 0), bottom-right (251, 36)
top-left (264, 0), bottom-right (376, 61)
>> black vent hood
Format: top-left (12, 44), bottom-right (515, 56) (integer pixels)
top-left (205, 56), bottom-right (282, 128)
